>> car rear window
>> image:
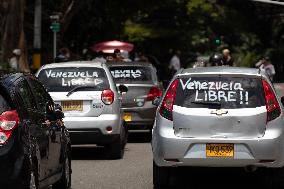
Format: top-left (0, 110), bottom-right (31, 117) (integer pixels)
top-left (174, 76), bottom-right (266, 109)
top-left (0, 93), bottom-right (11, 114)
top-left (37, 67), bottom-right (110, 92)
top-left (109, 66), bottom-right (153, 84)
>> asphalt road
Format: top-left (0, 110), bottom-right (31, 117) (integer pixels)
top-left (71, 131), bottom-right (153, 189)
top-left (70, 131), bottom-right (278, 189)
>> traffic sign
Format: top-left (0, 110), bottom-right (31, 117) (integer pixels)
top-left (50, 22), bottom-right (60, 32)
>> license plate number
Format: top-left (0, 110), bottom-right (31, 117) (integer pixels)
top-left (123, 113), bottom-right (132, 122)
top-left (206, 144), bottom-right (234, 157)
top-left (62, 100), bottom-right (83, 111)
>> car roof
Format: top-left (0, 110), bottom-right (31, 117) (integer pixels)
top-left (106, 61), bottom-right (153, 67)
top-left (179, 66), bottom-right (262, 76)
top-left (40, 61), bottom-right (104, 69)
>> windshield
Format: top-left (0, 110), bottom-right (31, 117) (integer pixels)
top-left (37, 67), bottom-right (110, 92)
top-left (174, 76), bottom-right (265, 109)
top-left (109, 66), bottom-right (153, 84)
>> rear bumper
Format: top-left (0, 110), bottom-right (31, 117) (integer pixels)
top-left (152, 117), bottom-right (284, 168)
top-left (122, 105), bottom-right (156, 129)
top-left (63, 114), bottom-right (122, 144)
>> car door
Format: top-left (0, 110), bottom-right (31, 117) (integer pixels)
top-left (15, 78), bottom-right (50, 181)
top-left (27, 77), bottom-right (62, 175)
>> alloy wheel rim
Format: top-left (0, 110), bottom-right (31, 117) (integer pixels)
top-left (29, 171), bottom-right (36, 189)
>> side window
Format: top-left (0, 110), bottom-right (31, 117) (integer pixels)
top-left (18, 80), bottom-right (37, 110)
top-left (29, 78), bottom-right (53, 113)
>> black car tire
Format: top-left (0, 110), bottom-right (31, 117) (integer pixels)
top-left (153, 160), bottom-right (171, 189)
top-left (265, 167), bottom-right (284, 188)
top-left (52, 153), bottom-right (71, 189)
top-left (107, 126), bottom-right (127, 159)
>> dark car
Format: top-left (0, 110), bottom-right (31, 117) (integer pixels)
top-left (0, 73), bottom-right (71, 189)
top-left (108, 61), bottom-right (163, 130)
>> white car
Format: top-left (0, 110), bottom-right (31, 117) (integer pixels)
top-left (152, 66), bottom-right (284, 188)
top-left (36, 61), bottom-right (128, 159)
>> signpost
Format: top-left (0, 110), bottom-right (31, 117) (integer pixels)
top-left (50, 15), bottom-right (60, 59)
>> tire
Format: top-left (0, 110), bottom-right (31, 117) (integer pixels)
top-left (153, 160), bottom-right (171, 188)
top-left (107, 124), bottom-right (127, 159)
top-left (52, 153), bottom-right (71, 189)
top-left (265, 167), bottom-right (284, 189)
top-left (107, 136), bottom-right (124, 159)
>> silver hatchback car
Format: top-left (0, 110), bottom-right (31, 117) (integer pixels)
top-left (36, 61), bottom-right (128, 159)
top-left (152, 67), bottom-right (284, 187)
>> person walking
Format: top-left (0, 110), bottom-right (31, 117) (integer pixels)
top-left (255, 56), bottom-right (275, 81)
top-left (8, 49), bottom-right (21, 72)
top-left (168, 50), bottom-right (181, 76)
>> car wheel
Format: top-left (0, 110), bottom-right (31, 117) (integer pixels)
top-left (52, 153), bottom-right (71, 189)
top-left (153, 160), bottom-right (171, 188)
top-left (107, 135), bottom-right (124, 159)
top-left (265, 167), bottom-right (284, 188)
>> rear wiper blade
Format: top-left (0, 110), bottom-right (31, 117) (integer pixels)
top-left (191, 101), bottom-right (221, 107)
top-left (66, 86), bottom-right (96, 97)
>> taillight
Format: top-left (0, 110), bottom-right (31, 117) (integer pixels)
top-left (101, 89), bottom-right (114, 105)
top-left (0, 110), bottom-right (19, 144)
top-left (147, 87), bottom-right (162, 101)
top-left (262, 80), bottom-right (281, 122)
top-left (159, 79), bottom-right (179, 121)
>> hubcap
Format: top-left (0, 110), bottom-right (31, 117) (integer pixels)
top-left (29, 171), bottom-right (36, 189)
top-left (65, 157), bottom-right (70, 185)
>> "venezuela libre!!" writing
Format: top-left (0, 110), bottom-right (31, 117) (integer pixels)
top-left (180, 78), bottom-right (249, 104)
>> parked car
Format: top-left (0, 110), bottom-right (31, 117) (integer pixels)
top-left (152, 67), bottom-right (284, 188)
top-left (107, 61), bottom-right (163, 130)
top-left (36, 61), bottom-right (128, 159)
top-left (0, 73), bottom-right (71, 189)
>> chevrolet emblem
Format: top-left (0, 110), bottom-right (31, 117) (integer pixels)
top-left (211, 109), bottom-right (228, 116)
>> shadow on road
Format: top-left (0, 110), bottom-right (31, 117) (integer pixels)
top-left (128, 130), bottom-right (152, 143)
top-left (71, 145), bottom-right (109, 160)
top-left (153, 167), bottom-right (270, 189)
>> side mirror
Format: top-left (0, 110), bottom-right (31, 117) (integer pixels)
top-left (118, 85), bottom-right (128, 93)
top-left (281, 97), bottom-right (284, 106)
top-left (152, 96), bottom-right (161, 107)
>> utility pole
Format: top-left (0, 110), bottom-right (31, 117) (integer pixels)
top-left (33, 0), bottom-right (41, 70)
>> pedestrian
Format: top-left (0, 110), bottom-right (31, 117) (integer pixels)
top-left (222, 48), bottom-right (234, 66)
top-left (255, 56), bottom-right (276, 81)
top-left (112, 49), bottom-right (125, 62)
top-left (55, 47), bottom-right (71, 62)
top-left (93, 51), bottom-right (106, 63)
top-left (8, 49), bottom-right (21, 72)
top-left (168, 50), bottom-right (181, 75)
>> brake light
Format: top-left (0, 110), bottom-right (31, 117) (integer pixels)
top-left (159, 79), bottom-right (179, 121)
top-left (262, 80), bottom-right (281, 122)
top-left (0, 110), bottom-right (19, 144)
top-left (147, 87), bottom-right (162, 101)
top-left (101, 89), bottom-right (114, 105)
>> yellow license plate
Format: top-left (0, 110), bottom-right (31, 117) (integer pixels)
top-left (123, 113), bottom-right (132, 122)
top-left (62, 100), bottom-right (83, 111)
top-left (206, 144), bottom-right (234, 157)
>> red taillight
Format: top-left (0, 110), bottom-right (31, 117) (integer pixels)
top-left (101, 89), bottom-right (114, 105)
top-left (159, 79), bottom-right (179, 121)
top-left (0, 110), bottom-right (19, 144)
top-left (262, 80), bottom-right (281, 122)
top-left (147, 87), bottom-right (162, 101)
